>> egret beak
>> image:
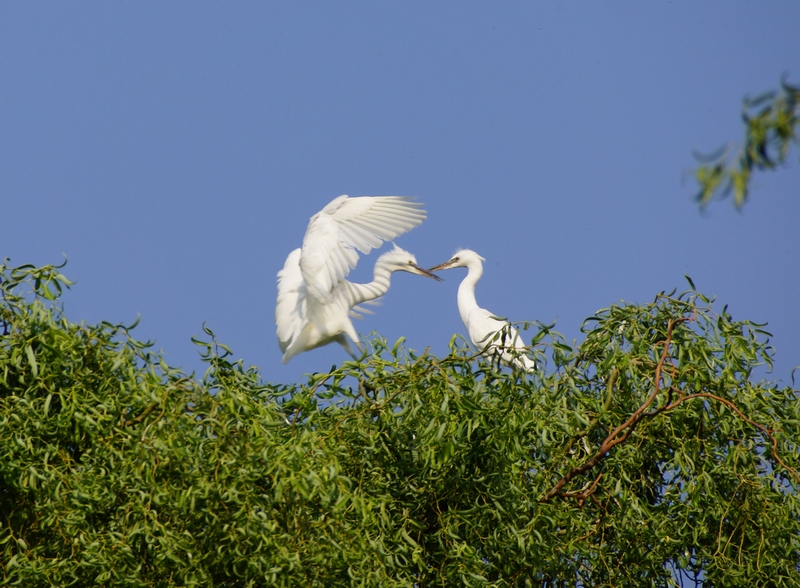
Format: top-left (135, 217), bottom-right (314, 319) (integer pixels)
top-left (427, 259), bottom-right (458, 273)
top-left (411, 263), bottom-right (444, 281)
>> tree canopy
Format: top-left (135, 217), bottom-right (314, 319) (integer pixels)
top-left (2, 260), bottom-right (798, 586)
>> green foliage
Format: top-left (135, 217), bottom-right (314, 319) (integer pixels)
top-left (695, 78), bottom-right (800, 208)
top-left (2, 261), bottom-right (799, 586)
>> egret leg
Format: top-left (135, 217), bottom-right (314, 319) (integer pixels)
top-left (335, 334), bottom-right (363, 359)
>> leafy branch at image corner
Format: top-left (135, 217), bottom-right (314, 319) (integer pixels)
top-left (694, 77), bottom-right (799, 208)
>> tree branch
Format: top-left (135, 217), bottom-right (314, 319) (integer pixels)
top-left (122, 402), bottom-right (158, 427)
top-left (541, 319), bottom-right (682, 503)
top-left (665, 392), bottom-right (800, 486)
top-left (542, 315), bottom-right (800, 504)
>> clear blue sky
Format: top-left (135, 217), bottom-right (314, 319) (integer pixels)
top-left (2, 3), bottom-right (798, 385)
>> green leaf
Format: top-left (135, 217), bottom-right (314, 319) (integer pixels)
top-left (25, 344), bottom-right (38, 377)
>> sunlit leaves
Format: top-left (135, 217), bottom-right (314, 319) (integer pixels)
top-left (694, 78), bottom-right (800, 208)
top-left (1, 261), bottom-right (799, 585)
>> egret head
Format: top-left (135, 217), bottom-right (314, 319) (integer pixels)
top-left (427, 249), bottom-right (485, 272)
top-left (379, 244), bottom-right (443, 280)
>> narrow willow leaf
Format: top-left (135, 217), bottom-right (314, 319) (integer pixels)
top-left (25, 344), bottom-right (38, 378)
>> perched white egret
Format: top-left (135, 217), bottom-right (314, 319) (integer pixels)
top-left (428, 249), bottom-right (536, 372)
top-left (276, 195), bottom-right (441, 363)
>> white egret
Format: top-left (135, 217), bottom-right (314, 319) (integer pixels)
top-left (276, 195), bottom-right (441, 363)
top-left (428, 249), bottom-right (536, 372)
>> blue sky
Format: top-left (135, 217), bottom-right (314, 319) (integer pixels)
top-left (2, 2), bottom-right (798, 386)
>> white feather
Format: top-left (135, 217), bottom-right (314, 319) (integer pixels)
top-left (429, 249), bottom-right (536, 372)
top-left (275, 196), bottom-right (437, 363)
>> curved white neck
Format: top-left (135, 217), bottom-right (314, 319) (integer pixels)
top-left (342, 258), bottom-right (395, 307)
top-left (456, 259), bottom-right (483, 322)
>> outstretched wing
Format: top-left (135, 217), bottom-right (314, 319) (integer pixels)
top-left (275, 248), bottom-right (307, 353)
top-left (299, 195), bottom-right (426, 301)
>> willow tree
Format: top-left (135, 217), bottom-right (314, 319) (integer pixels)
top-left (1, 261), bottom-right (798, 587)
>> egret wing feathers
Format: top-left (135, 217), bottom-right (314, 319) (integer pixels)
top-left (275, 248), bottom-right (307, 354)
top-left (280, 289), bottom-right (362, 364)
top-left (299, 196), bottom-right (426, 301)
top-left (277, 196), bottom-right (437, 363)
top-left (277, 247), bottom-right (364, 362)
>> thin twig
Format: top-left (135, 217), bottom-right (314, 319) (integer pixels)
top-left (560, 472), bottom-right (604, 507)
top-left (358, 380), bottom-right (377, 408)
top-left (122, 402), bottom-right (158, 427)
top-left (120, 377), bottom-right (191, 428)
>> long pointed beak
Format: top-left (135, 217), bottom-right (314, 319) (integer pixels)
top-left (427, 259), bottom-right (458, 273)
top-left (410, 263), bottom-right (444, 281)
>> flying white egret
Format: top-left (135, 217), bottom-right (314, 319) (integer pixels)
top-left (428, 249), bottom-right (536, 372)
top-left (276, 195), bottom-right (441, 363)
